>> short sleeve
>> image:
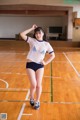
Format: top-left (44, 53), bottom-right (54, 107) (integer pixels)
top-left (47, 43), bottom-right (54, 54)
top-left (25, 37), bottom-right (35, 44)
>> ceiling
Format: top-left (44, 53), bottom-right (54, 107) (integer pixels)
top-left (0, 4), bottom-right (72, 16)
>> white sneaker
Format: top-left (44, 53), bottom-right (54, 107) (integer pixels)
top-left (34, 101), bottom-right (40, 110)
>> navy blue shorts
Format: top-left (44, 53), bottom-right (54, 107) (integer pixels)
top-left (26, 62), bottom-right (44, 72)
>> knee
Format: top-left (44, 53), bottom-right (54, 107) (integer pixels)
top-left (31, 83), bottom-right (36, 89)
top-left (36, 84), bottom-right (42, 89)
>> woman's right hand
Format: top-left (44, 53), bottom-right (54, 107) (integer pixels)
top-left (32, 24), bottom-right (37, 30)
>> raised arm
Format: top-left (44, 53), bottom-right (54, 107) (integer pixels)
top-left (20, 24), bottom-right (37, 41)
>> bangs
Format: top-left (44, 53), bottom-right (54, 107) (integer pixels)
top-left (33, 27), bottom-right (47, 41)
top-left (34, 27), bottom-right (44, 33)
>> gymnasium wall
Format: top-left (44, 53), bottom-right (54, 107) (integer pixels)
top-left (0, 16), bottom-right (64, 38)
top-left (73, 28), bottom-right (80, 41)
top-left (0, 1), bottom-right (80, 41)
top-left (73, 5), bottom-right (80, 41)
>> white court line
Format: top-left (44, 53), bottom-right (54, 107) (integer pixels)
top-left (53, 61), bottom-right (68, 63)
top-left (1, 100), bottom-right (80, 104)
top-left (0, 72), bottom-right (12, 74)
top-left (65, 52), bottom-right (80, 54)
top-left (25, 89), bottom-right (30, 100)
top-left (46, 101), bottom-right (80, 104)
top-left (44, 75), bottom-right (61, 79)
top-left (1, 60), bottom-right (80, 63)
top-left (17, 89), bottom-right (31, 120)
top-left (0, 88), bottom-right (28, 91)
top-left (0, 52), bottom-right (27, 54)
top-left (0, 60), bottom-right (68, 63)
top-left (63, 52), bottom-right (80, 77)
top-left (23, 113), bottom-right (32, 116)
top-left (0, 79), bottom-right (9, 88)
top-left (0, 72), bottom-right (61, 78)
top-left (17, 103), bottom-right (26, 120)
top-left (0, 61), bottom-right (26, 62)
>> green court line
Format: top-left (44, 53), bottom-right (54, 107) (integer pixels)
top-left (50, 62), bottom-right (53, 102)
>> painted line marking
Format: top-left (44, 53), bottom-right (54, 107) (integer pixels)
top-left (0, 52), bottom-right (27, 54)
top-left (25, 89), bottom-right (30, 100)
top-left (65, 52), bottom-right (80, 54)
top-left (1, 100), bottom-right (80, 104)
top-left (0, 79), bottom-right (9, 88)
top-left (17, 89), bottom-right (31, 120)
top-left (50, 62), bottom-right (53, 102)
top-left (44, 76), bottom-right (61, 79)
top-left (0, 88), bottom-right (49, 94)
top-left (0, 72), bottom-right (12, 74)
top-left (22, 114), bottom-right (32, 116)
top-left (0, 61), bottom-right (26, 62)
top-left (0, 88), bottom-right (28, 92)
top-left (0, 60), bottom-right (80, 63)
top-left (17, 103), bottom-right (26, 120)
top-left (0, 100), bottom-right (29, 102)
top-left (0, 72), bottom-right (61, 78)
top-left (63, 52), bottom-right (80, 77)
top-left (46, 102), bottom-right (80, 104)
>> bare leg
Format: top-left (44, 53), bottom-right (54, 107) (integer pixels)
top-left (35, 68), bottom-right (44, 102)
top-left (27, 68), bottom-right (36, 99)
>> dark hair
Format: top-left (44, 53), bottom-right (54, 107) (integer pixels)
top-left (33, 27), bottom-right (47, 41)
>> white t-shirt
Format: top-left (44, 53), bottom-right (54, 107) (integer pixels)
top-left (26, 37), bottom-right (54, 63)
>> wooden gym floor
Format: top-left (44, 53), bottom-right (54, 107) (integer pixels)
top-left (0, 40), bottom-right (80, 120)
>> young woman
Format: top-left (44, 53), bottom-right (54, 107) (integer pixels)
top-left (20, 24), bottom-right (55, 110)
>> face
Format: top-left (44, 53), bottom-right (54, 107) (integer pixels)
top-left (35, 30), bottom-right (44, 40)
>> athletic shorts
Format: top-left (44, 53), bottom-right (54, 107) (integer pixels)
top-left (26, 62), bottom-right (44, 72)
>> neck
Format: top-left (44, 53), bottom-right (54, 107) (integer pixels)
top-left (37, 37), bottom-right (43, 41)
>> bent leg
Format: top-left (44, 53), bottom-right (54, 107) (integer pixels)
top-left (27, 68), bottom-right (36, 99)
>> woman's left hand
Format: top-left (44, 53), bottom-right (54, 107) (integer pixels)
top-left (41, 60), bottom-right (46, 66)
